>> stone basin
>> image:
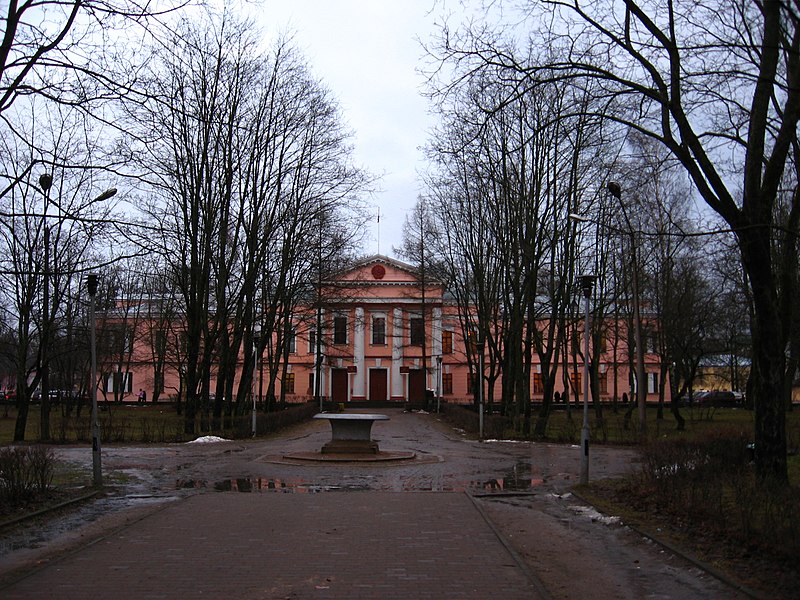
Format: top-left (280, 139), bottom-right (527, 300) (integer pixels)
top-left (313, 413), bottom-right (390, 454)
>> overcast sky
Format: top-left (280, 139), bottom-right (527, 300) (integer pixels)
top-left (261, 0), bottom-right (450, 259)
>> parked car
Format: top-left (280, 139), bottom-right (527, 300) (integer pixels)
top-left (699, 390), bottom-right (740, 407)
top-left (30, 389), bottom-right (72, 403)
top-left (687, 391), bottom-right (711, 404)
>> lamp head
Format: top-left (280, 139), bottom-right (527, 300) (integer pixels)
top-left (568, 213), bottom-right (589, 223)
top-left (39, 173), bottom-right (53, 193)
top-left (94, 188), bottom-right (118, 202)
top-left (87, 273), bottom-right (98, 296)
top-left (580, 274), bottom-right (596, 299)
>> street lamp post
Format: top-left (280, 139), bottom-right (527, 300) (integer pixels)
top-left (579, 274), bottom-right (595, 485)
top-left (252, 325), bottom-right (260, 437)
top-left (38, 173), bottom-right (116, 449)
top-left (38, 173), bottom-right (53, 440)
top-left (87, 273), bottom-right (102, 486)
top-left (478, 339), bottom-right (485, 440)
top-left (436, 355), bottom-right (443, 413)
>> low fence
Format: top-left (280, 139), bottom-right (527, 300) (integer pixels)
top-left (39, 401), bottom-right (320, 444)
top-left (438, 402), bottom-right (510, 439)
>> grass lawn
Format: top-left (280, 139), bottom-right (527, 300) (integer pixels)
top-left (0, 402), bottom-right (218, 445)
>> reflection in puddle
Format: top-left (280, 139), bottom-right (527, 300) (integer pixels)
top-left (469, 477), bottom-right (544, 493)
top-left (204, 478), bottom-right (370, 493)
top-left (459, 462), bottom-right (545, 493)
top-left (177, 463), bottom-right (544, 494)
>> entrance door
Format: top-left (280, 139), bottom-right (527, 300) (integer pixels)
top-left (369, 368), bottom-right (387, 402)
top-left (331, 368), bottom-right (349, 403)
top-left (408, 369), bottom-right (425, 404)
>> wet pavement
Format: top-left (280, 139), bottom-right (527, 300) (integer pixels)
top-left (0, 409), bottom-right (748, 599)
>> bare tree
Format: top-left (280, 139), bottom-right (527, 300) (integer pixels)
top-left (0, 102), bottom-right (117, 441)
top-left (435, 0), bottom-right (800, 482)
top-left (121, 11), bottom-right (368, 433)
top-left (424, 34), bottom-right (612, 436)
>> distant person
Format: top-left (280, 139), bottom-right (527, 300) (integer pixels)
top-left (138, 388), bottom-right (146, 403)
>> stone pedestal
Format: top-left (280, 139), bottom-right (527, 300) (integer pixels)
top-left (314, 413), bottom-right (390, 455)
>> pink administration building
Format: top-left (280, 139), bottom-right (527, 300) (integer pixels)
top-left (274, 255), bottom-right (663, 406)
top-left (118, 255), bottom-right (664, 407)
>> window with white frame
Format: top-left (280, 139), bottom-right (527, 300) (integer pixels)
top-left (372, 315), bottom-right (386, 345)
top-left (333, 315), bottom-right (348, 345)
top-left (106, 372), bottom-right (133, 394)
top-left (648, 372), bottom-right (659, 394)
top-left (308, 328), bottom-right (317, 354)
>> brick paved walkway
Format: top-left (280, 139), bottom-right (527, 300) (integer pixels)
top-left (1, 491), bottom-right (547, 600)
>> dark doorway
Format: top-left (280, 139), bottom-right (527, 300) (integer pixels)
top-left (331, 369), bottom-right (348, 403)
top-left (369, 368), bottom-right (388, 402)
top-left (408, 369), bottom-right (425, 404)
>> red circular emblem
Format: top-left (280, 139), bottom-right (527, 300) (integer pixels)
top-left (371, 264), bottom-right (386, 279)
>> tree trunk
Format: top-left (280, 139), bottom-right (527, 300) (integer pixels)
top-left (739, 227), bottom-right (787, 482)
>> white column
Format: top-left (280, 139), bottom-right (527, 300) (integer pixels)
top-left (391, 307), bottom-right (404, 398)
top-left (353, 307), bottom-right (365, 398)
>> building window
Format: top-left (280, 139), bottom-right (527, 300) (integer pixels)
top-left (572, 330), bottom-right (581, 355)
top-left (410, 317), bottom-right (424, 346)
top-left (570, 371), bottom-right (581, 394)
top-left (286, 327), bottom-right (296, 354)
top-left (442, 373), bottom-right (453, 395)
top-left (284, 373), bottom-right (295, 394)
top-left (648, 372), bottom-right (658, 394)
top-left (442, 330), bottom-right (453, 354)
top-left (645, 330), bottom-right (658, 354)
top-left (466, 327), bottom-right (478, 356)
top-left (533, 373), bottom-right (543, 394)
top-left (155, 329), bottom-right (167, 355)
top-left (308, 329), bottom-right (317, 354)
top-left (372, 316), bottom-right (386, 345)
top-left (333, 315), bottom-right (348, 345)
top-left (106, 372), bottom-right (133, 394)
top-left (469, 372), bottom-right (479, 395)
top-left (598, 370), bottom-right (608, 394)
top-left (308, 373), bottom-right (315, 395)
top-left (104, 325), bottom-right (133, 356)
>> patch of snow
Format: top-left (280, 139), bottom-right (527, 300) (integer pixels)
top-left (569, 505), bottom-right (621, 525)
top-left (186, 435), bottom-right (231, 444)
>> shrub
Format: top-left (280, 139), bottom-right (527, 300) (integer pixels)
top-left (630, 427), bottom-right (799, 561)
top-left (0, 445), bottom-right (55, 505)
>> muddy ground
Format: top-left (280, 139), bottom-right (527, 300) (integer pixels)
top-left (0, 410), bottom-right (755, 598)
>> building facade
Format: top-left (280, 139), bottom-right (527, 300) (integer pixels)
top-left (110, 254), bottom-right (666, 407)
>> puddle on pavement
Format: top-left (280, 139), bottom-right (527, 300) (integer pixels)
top-left (469, 476), bottom-right (545, 493)
top-left (214, 478), bottom-right (373, 493)
top-left (178, 470), bottom-right (545, 494)
top-left (177, 477), bottom-right (372, 493)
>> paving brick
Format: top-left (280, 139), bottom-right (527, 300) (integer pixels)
top-left (1, 492), bottom-right (545, 600)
